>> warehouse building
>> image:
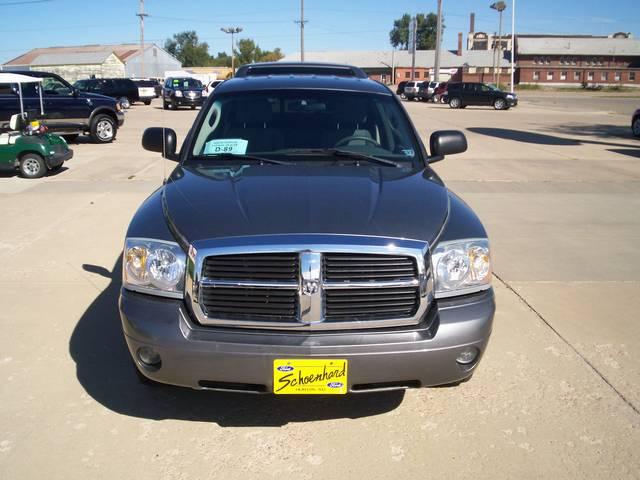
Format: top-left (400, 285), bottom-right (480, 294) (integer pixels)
top-left (1, 44), bottom-right (181, 82)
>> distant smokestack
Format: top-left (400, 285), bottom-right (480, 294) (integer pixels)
top-left (470, 12), bottom-right (475, 33)
top-left (457, 32), bottom-right (463, 55)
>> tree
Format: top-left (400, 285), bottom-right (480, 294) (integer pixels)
top-left (234, 39), bottom-right (285, 66)
top-left (164, 31), bottom-right (212, 67)
top-left (210, 52), bottom-right (232, 67)
top-left (389, 13), bottom-right (443, 50)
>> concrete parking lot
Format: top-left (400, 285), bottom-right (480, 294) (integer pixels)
top-left (1, 93), bottom-right (639, 479)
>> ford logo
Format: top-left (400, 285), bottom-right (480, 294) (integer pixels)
top-left (327, 382), bottom-right (343, 389)
top-left (277, 365), bottom-right (294, 372)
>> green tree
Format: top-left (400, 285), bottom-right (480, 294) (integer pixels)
top-left (210, 51), bottom-right (232, 67)
top-left (164, 31), bottom-right (212, 67)
top-left (389, 13), bottom-right (443, 50)
top-left (234, 39), bottom-right (285, 66)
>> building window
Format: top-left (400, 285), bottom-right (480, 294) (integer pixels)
top-left (533, 71), bottom-right (540, 80)
top-left (615, 72), bottom-right (621, 81)
top-left (547, 71), bottom-right (553, 80)
top-left (405, 71), bottom-right (410, 78)
top-left (601, 71), bottom-right (608, 81)
top-left (571, 57), bottom-right (577, 65)
top-left (561, 71), bottom-right (567, 80)
top-left (588, 71), bottom-right (594, 81)
top-left (630, 72), bottom-right (636, 81)
top-left (574, 71), bottom-right (581, 81)
top-left (415, 71), bottom-right (420, 78)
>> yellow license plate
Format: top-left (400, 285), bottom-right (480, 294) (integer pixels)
top-left (273, 359), bottom-right (348, 395)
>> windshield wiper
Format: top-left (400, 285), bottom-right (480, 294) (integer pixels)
top-left (194, 153), bottom-right (292, 165)
top-left (284, 148), bottom-right (402, 168)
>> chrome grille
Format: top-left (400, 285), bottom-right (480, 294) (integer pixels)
top-left (189, 235), bottom-right (432, 331)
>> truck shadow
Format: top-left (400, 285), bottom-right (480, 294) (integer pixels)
top-left (69, 257), bottom-right (405, 426)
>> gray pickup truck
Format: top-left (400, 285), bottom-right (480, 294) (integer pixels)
top-left (120, 62), bottom-right (495, 395)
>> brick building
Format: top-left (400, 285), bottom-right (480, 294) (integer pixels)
top-left (516, 35), bottom-right (640, 87)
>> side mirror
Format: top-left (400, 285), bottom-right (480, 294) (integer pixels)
top-left (428, 130), bottom-right (467, 163)
top-left (142, 127), bottom-right (179, 161)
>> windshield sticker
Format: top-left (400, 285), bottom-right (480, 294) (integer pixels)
top-left (203, 139), bottom-right (248, 155)
top-left (402, 149), bottom-right (415, 157)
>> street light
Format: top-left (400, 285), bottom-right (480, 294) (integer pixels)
top-left (220, 27), bottom-right (243, 76)
top-left (490, 1), bottom-right (506, 87)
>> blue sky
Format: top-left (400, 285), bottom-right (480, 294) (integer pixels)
top-left (1, 0), bottom-right (638, 63)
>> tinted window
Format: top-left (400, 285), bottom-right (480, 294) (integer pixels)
top-left (40, 75), bottom-right (72, 95)
top-left (0, 83), bottom-right (15, 95)
top-left (170, 78), bottom-right (202, 89)
top-left (135, 80), bottom-right (156, 87)
top-left (190, 90), bottom-right (422, 168)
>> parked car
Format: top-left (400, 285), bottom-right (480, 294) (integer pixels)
top-left (417, 81), bottom-right (440, 102)
top-left (0, 71), bottom-right (124, 143)
top-left (433, 82), bottom-right (448, 103)
top-left (395, 81), bottom-right (408, 98)
top-left (162, 77), bottom-right (204, 110)
top-left (202, 80), bottom-right (224, 97)
top-left (446, 82), bottom-right (517, 110)
top-left (73, 78), bottom-right (140, 108)
top-left (123, 62), bottom-right (495, 394)
top-left (131, 79), bottom-right (157, 105)
top-left (404, 81), bottom-right (427, 101)
top-left (632, 108), bottom-right (640, 138)
top-left (0, 73), bottom-right (72, 178)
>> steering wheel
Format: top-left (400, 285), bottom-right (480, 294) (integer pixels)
top-left (335, 136), bottom-right (380, 147)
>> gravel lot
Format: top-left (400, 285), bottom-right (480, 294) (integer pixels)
top-left (1, 93), bottom-right (639, 479)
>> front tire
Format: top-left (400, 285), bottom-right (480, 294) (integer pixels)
top-left (494, 98), bottom-right (507, 110)
top-left (190, 105), bottom-right (196, 110)
top-left (144, 100), bottom-right (151, 106)
top-left (19, 153), bottom-right (46, 179)
top-left (633, 117), bottom-right (640, 138)
top-left (90, 114), bottom-right (116, 143)
top-left (449, 97), bottom-right (462, 109)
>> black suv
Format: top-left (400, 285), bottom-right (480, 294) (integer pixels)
top-left (0, 71), bottom-right (124, 143)
top-left (123, 62), bottom-right (495, 394)
top-left (162, 77), bottom-right (204, 110)
top-left (74, 78), bottom-right (140, 107)
top-left (446, 82), bottom-right (517, 110)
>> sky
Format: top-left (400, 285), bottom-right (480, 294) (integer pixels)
top-left (1, 0), bottom-right (639, 64)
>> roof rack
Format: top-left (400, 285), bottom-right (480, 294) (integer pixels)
top-left (234, 62), bottom-right (368, 79)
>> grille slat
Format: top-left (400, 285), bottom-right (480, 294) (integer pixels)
top-left (203, 253), bottom-right (298, 281)
top-left (201, 286), bottom-right (298, 319)
top-left (324, 253), bottom-right (417, 282)
top-left (325, 286), bottom-right (420, 320)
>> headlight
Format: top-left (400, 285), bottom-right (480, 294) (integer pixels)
top-left (174, 90), bottom-right (183, 97)
top-left (431, 239), bottom-right (491, 298)
top-left (123, 238), bottom-right (186, 298)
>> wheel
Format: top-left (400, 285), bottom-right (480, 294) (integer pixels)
top-left (632, 117), bottom-right (640, 138)
top-left (163, 100), bottom-right (168, 110)
top-left (89, 114), bottom-right (116, 143)
top-left (62, 134), bottom-right (79, 142)
top-left (144, 100), bottom-right (151, 106)
top-left (400, 93), bottom-right (406, 99)
top-left (19, 153), bottom-right (46, 179)
top-left (190, 105), bottom-right (196, 110)
top-left (494, 98), bottom-right (506, 110)
top-left (449, 97), bottom-right (462, 109)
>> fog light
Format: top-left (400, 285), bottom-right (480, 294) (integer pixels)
top-left (137, 346), bottom-right (161, 367)
top-left (456, 347), bottom-right (479, 365)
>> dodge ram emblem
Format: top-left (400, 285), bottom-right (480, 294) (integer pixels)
top-left (302, 280), bottom-right (319, 296)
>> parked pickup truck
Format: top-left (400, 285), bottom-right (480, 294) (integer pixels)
top-left (0, 71), bottom-right (124, 143)
top-left (121, 62), bottom-right (495, 395)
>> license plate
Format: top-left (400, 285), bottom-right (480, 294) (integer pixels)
top-left (273, 359), bottom-right (348, 395)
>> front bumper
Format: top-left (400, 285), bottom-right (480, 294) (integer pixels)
top-left (507, 97), bottom-right (518, 107)
top-left (120, 288), bottom-right (495, 393)
top-left (116, 111), bottom-right (125, 127)
top-left (173, 96), bottom-right (203, 107)
top-left (46, 149), bottom-right (73, 169)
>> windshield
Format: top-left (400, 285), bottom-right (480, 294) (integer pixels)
top-left (170, 78), bottom-right (202, 89)
top-left (190, 90), bottom-right (422, 168)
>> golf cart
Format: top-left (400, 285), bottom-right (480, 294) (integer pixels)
top-left (0, 73), bottom-right (73, 179)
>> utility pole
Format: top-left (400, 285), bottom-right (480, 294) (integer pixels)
top-left (433, 0), bottom-right (443, 82)
top-left (294, 0), bottom-right (308, 61)
top-left (221, 27), bottom-right (243, 75)
top-left (490, 2), bottom-right (507, 86)
top-left (136, 0), bottom-right (149, 78)
top-left (409, 16), bottom-right (417, 80)
top-left (510, 0), bottom-right (516, 93)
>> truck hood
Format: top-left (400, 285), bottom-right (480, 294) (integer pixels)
top-left (162, 165), bottom-right (449, 245)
